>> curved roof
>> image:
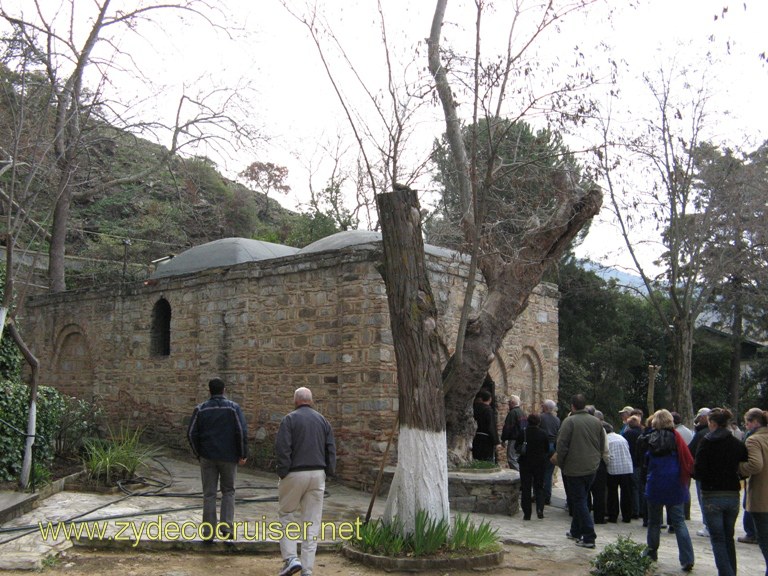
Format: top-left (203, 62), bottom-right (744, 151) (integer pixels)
top-left (298, 229), bottom-right (464, 260)
top-left (298, 230), bottom-right (383, 254)
top-left (150, 237), bottom-right (299, 279)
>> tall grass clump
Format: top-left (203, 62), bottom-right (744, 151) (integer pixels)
top-left (353, 510), bottom-right (499, 557)
top-left (83, 424), bottom-right (158, 485)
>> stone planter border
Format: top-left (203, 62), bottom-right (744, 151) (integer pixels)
top-left (341, 542), bottom-right (504, 571)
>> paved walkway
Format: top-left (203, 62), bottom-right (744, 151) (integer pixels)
top-left (0, 453), bottom-right (764, 574)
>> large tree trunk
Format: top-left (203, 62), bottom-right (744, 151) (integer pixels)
top-left (728, 299), bottom-right (743, 417)
top-left (669, 315), bottom-right (694, 424)
top-left (48, 173), bottom-right (74, 293)
top-left (443, 191), bottom-right (603, 464)
top-left (377, 186), bottom-right (449, 533)
top-left (428, 0), bottom-right (603, 464)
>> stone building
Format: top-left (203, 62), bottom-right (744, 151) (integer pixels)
top-left (21, 231), bottom-right (559, 488)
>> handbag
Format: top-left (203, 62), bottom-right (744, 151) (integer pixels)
top-left (519, 427), bottom-right (528, 456)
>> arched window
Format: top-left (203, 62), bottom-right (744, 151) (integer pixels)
top-left (150, 298), bottom-right (171, 356)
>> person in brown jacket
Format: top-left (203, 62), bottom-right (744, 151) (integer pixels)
top-left (738, 408), bottom-right (768, 576)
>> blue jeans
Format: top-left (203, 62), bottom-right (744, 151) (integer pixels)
top-left (565, 473), bottom-right (596, 544)
top-left (752, 511), bottom-right (768, 576)
top-left (702, 492), bottom-right (739, 576)
top-left (647, 501), bottom-right (694, 568)
top-left (695, 479), bottom-right (707, 528)
top-left (543, 443), bottom-right (556, 503)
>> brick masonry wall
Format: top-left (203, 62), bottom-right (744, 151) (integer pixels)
top-left (21, 244), bottom-right (558, 489)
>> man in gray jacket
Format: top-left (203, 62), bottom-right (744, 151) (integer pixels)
top-left (275, 387), bottom-right (336, 576)
top-left (554, 393), bottom-right (606, 549)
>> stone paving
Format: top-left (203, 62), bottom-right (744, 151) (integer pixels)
top-left (0, 453), bottom-right (764, 575)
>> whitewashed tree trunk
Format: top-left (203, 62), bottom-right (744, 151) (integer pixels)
top-left (383, 427), bottom-right (449, 534)
top-left (19, 399), bottom-right (36, 489)
top-left (0, 307), bottom-right (6, 341)
top-left (3, 322), bottom-right (41, 491)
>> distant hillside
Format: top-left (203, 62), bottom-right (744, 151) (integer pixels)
top-left (582, 260), bottom-right (647, 293)
top-left (15, 124), bottom-right (311, 289)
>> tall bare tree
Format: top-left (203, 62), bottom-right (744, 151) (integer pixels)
top-left (0, 0), bottom-right (260, 488)
top-left (0, 0), bottom-right (260, 293)
top-left (597, 65), bottom-right (719, 423)
top-left (428, 0), bottom-right (602, 459)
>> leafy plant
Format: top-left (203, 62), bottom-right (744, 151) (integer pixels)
top-left (352, 510), bottom-right (499, 557)
top-left (411, 509), bottom-right (450, 556)
top-left (32, 462), bottom-right (52, 487)
top-left (449, 513), bottom-right (498, 551)
top-left (358, 517), bottom-right (406, 556)
top-left (83, 425), bottom-right (158, 486)
top-left (0, 380), bottom-right (69, 482)
top-left (55, 396), bottom-right (104, 457)
top-left (590, 535), bottom-right (654, 576)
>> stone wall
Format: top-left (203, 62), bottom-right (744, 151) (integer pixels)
top-left (21, 243), bottom-right (558, 489)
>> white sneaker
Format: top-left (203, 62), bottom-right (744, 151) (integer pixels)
top-left (278, 557), bottom-right (302, 576)
top-left (696, 527), bottom-right (709, 537)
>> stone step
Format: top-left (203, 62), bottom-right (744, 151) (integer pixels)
top-left (0, 491), bottom-right (39, 525)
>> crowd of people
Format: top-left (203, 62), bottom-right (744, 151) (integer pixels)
top-left (472, 391), bottom-right (768, 575)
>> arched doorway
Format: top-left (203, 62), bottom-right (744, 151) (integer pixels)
top-left (51, 324), bottom-right (95, 399)
top-left (508, 346), bottom-right (543, 412)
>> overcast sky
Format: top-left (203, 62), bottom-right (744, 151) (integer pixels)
top-left (4, 0), bottom-right (767, 273)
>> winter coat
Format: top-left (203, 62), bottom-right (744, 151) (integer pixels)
top-left (739, 427), bottom-right (768, 512)
top-left (518, 424), bottom-right (550, 471)
top-left (473, 402), bottom-right (500, 446)
top-left (275, 404), bottom-right (336, 479)
top-left (694, 427), bottom-right (748, 493)
top-left (644, 428), bottom-right (692, 506)
top-left (187, 395), bottom-right (248, 463)
top-left (556, 409), bottom-right (605, 477)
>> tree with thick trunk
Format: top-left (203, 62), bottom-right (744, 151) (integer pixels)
top-left (428, 1), bottom-right (602, 461)
top-left (600, 71), bottom-right (768, 424)
top-left (1, 0), bottom-right (259, 292)
top-left (377, 184), bottom-right (449, 532)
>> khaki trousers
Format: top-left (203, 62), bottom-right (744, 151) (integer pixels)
top-left (278, 469), bottom-right (326, 574)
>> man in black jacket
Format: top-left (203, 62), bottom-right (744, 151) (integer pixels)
top-left (689, 407), bottom-right (711, 537)
top-left (187, 377), bottom-right (248, 541)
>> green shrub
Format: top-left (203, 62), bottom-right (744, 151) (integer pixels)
top-left (590, 535), bottom-right (654, 576)
top-left (353, 510), bottom-right (499, 557)
top-left (32, 462), bottom-right (52, 487)
top-left (55, 395), bottom-right (104, 457)
top-left (0, 379), bottom-right (68, 482)
top-left (83, 425), bottom-right (158, 485)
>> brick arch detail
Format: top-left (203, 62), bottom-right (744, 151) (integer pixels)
top-left (488, 348), bottom-right (510, 395)
top-left (51, 324), bottom-right (95, 399)
top-left (505, 345), bottom-right (544, 411)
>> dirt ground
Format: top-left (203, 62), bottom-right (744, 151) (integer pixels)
top-left (9, 542), bottom-right (592, 575)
